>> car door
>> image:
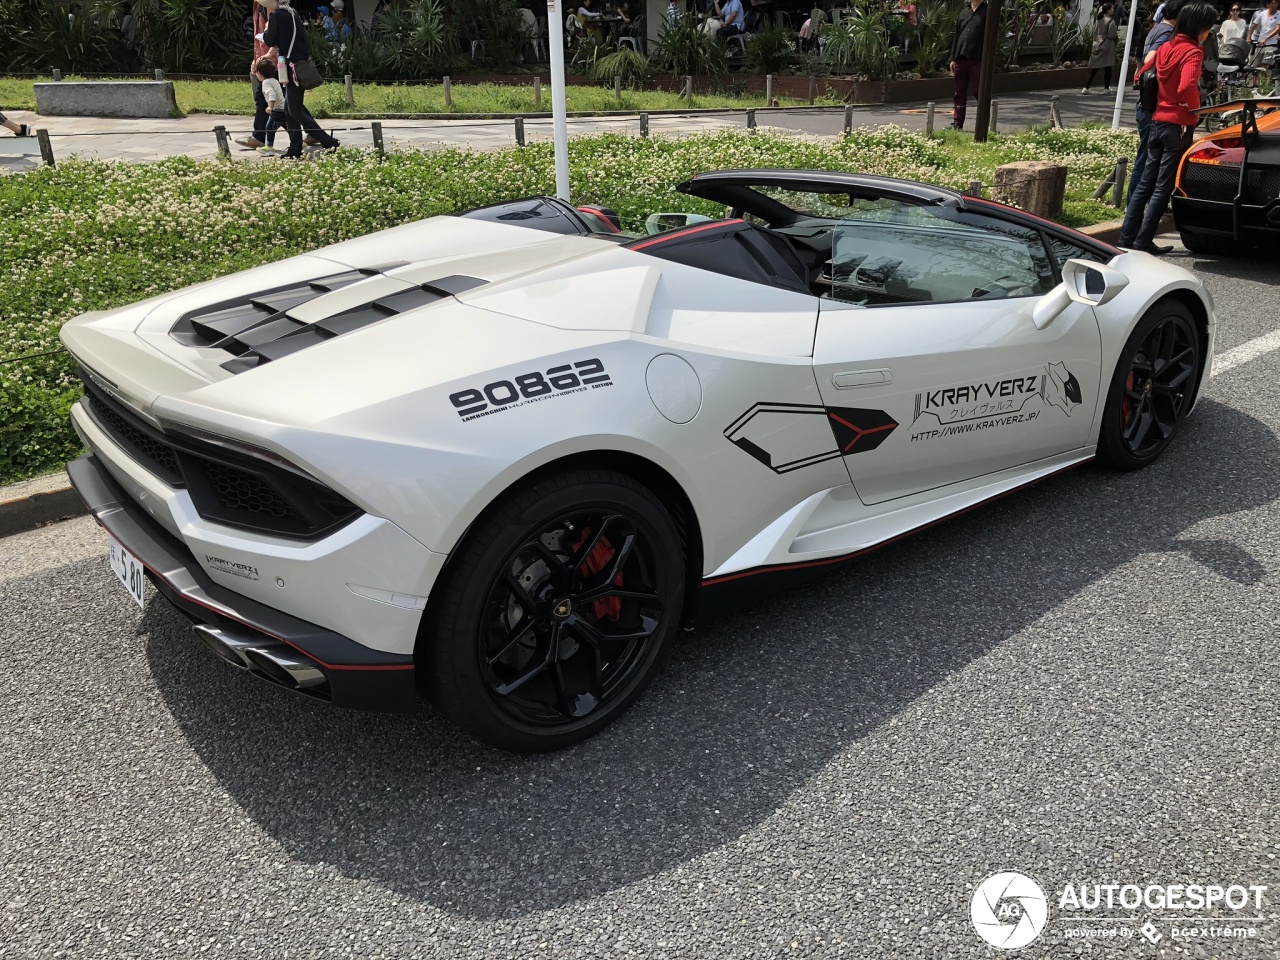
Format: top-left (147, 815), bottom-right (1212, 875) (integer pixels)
top-left (810, 204), bottom-right (1103, 505)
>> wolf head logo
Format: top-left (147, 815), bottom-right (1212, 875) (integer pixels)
top-left (1044, 362), bottom-right (1082, 415)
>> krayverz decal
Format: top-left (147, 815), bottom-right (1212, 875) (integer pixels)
top-left (909, 362), bottom-right (1080, 442)
top-left (450, 358), bottom-right (612, 422)
top-left (724, 402), bottom-right (898, 474)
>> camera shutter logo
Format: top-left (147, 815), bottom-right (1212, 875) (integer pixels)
top-left (970, 872), bottom-right (1049, 950)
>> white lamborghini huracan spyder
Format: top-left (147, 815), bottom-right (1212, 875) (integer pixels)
top-left (62, 170), bottom-right (1215, 751)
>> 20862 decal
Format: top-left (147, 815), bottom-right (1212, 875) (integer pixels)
top-left (450, 358), bottom-right (612, 422)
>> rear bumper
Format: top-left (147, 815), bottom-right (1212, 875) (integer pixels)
top-left (1172, 195), bottom-right (1280, 242)
top-left (68, 453), bottom-right (418, 712)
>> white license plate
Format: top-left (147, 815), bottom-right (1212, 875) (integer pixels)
top-left (108, 535), bottom-right (147, 610)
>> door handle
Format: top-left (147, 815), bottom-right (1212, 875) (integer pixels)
top-left (832, 368), bottom-right (892, 390)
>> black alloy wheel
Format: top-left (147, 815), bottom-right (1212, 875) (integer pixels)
top-left (1098, 299), bottom-right (1201, 469)
top-left (422, 468), bottom-right (684, 752)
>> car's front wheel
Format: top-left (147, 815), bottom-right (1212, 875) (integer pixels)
top-left (1179, 229), bottom-right (1232, 256)
top-left (1097, 299), bottom-right (1201, 470)
top-left (422, 468), bottom-right (685, 752)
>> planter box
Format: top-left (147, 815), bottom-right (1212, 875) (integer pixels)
top-left (34, 80), bottom-right (178, 118)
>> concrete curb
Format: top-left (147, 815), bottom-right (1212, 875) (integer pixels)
top-left (0, 469), bottom-right (84, 538)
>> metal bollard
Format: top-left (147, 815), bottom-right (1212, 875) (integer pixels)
top-left (514, 116), bottom-right (525, 146)
top-left (990, 99), bottom-right (999, 135)
top-left (345, 74), bottom-right (354, 107)
top-left (36, 129), bottom-right (55, 166)
top-left (844, 104), bottom-right (853, 135)
top-left (1111, 156), bottom-right (1128, 208)
top-left (1050, 95), bottom-right (1063, 130)
top-left (967, 179), bottom-right (983, 198)
top-left (154, 68), bottom-right (164, 81)
top-left (371, 121), bottom-right (385, 157)
top-left (746, 108), bottom-right (756, 130)
top-left (639, 112), bottom-right (649, 137)
top-left (808, 75), bottom-right (816, 105)
top-left (925, 101), bottom-right (936, 137)
top-left (765, 74), bottom-right (773, 106)
top-left (443, 75), bottom-right (452, 109)
top-left (52, 68), bottom-right (62, 82)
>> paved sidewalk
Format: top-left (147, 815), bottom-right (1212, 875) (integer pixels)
top-left (0, 86), bottom-right (1136, 171)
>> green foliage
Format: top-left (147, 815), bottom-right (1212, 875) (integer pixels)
top-left (744, 22), bottom-right (795, 76)
top-left (133, 0), bottom-right (246, 73)
top-left (0, 126), bottom-right (1137, 481)
top-left (589, 49), bottom-right (651, 86)
top-left (651, 13), bottom-right (726, 78)
top-left (912, 0), bottom-right (956, 76)
top-left (2, 0), bottom-right (131, 72)
top-left (822, 10), bottom-right (900, 81)
top-left (447, 0), bottom-right (524, 68)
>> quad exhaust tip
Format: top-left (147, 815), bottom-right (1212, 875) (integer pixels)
top-left (192, 623), bottom-right (330, 697)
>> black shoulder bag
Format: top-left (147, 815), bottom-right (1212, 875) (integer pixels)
top-left (286, 10), bottom-right (324, 90)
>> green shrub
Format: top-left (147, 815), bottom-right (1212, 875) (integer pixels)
top-left (589, 48), bottom-right (651, 86)
top-left (744, 22), bottom-right (795, 76)
top-left (651, 13), bottom-right (726, 78)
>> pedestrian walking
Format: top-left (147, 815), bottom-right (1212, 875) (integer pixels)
top-left (1119, 1), bottom-right (1217, 254)
top-left (235, 0), bottom-right (274, 149)
top-left (949, 0), bottom-right (987, 131)
top-left (1126, 0), bottom-right (1180, 201)
top-left (1247, 0), bottom-right (1280, 68)
top-left (1082, 3), bottom-right (1119, 93)
top-left (260, 0), bottom-right (341, 160)
top-left (0, 113), bottom-right (33, 138)
top-left (252, 59), bottom-right (287, 153)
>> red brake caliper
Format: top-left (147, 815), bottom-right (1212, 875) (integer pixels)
top-left (1121, 371), bottom-right (1135, 428)
top-left (571, 527), bottom-right (623, 622)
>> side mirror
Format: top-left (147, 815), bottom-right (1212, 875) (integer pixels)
top-left (644, 212), bottom-right (714, 235)
top-left (1032, 259), bottom-right (1129, 329)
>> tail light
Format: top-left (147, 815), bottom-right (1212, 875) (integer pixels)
top-left (1186, 136), bottom-right (1245, 166)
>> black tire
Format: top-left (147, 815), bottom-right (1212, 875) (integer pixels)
top-left (1179, 229), bottom-right (1232, 255)
top-left (1097, 299), bottom-right (1201, 470)
top-left (421, 468), bottom-right (685, 752)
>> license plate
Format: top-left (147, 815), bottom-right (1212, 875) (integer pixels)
top-left (108, 535), bottom-right (147, 610)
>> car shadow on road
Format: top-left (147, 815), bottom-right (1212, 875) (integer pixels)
top-left (141, 397), bottom-right (1277, 921)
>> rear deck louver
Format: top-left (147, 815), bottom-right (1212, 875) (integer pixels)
top-left (171, 270), bottom-right (486, 374)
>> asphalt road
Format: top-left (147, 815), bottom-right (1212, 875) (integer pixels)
top-left (3, 239), bottom-right (1280, 959)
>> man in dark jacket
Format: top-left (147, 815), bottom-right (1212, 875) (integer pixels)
top-left (949, 0), bottom-right (987, 130)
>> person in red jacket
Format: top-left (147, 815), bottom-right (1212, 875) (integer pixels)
top-left (1119, 1), bottom-right (1218, 254)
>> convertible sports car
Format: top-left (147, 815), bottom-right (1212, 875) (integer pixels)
top-left (1175, 97), bottom-right (1280, 253)
top-left (62, 169), bottom-right (1216, 751)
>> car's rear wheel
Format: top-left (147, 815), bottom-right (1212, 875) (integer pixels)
top-left (422, 468), bottom-right (685, 752)
top-left (1097, 299), bottom-right (1201, 470)
top-left (1179, 229), bottom-right (1232, 255)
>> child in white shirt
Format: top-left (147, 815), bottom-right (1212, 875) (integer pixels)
top-left (254, 58), bottom-right (287, 152)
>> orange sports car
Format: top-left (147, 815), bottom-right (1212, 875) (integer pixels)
top-left (1173, 97), bottom-right (1280, 254)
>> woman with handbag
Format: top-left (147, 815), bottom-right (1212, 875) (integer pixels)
top-left (1118, 1), bottom-right (1217, 254)
top-left (260, 0), bottom-right (340, 159)
top-left (1082, 3), bottom-right (1119, 93)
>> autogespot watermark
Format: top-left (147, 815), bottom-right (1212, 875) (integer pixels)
top-left (969, 872), bottom-right (1268, 950)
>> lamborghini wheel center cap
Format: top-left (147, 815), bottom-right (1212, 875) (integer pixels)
top-left (552, 599), bottom-right (573, 619)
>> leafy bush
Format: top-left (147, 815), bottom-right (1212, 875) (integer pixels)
top-left (589, 49), bottom-right (651, 86)
top-left (744, 22), bottom-right (795, 75)
top-left (133, 0), bottom-right (246, 74)
top-left (447, 0), bottom-right (524, 68)
top-left (651, 13), bottom-right (726, 78)
top-left (2, 0), bottom-right (131, 73)
top-left (822, 10), bottom-right (899, 81)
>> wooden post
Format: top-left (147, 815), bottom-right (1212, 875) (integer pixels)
top-left (639, 112), bottom-right (649, 136)
top-left (371, 120), bottom-right (385, 157)
top-left (808, 74), bottom-right (816, 105)
top-left (345, 74), bottom-right (354, 107)
top-left (990, 99), bottom-right (999, 134)
top-left (614, 76), bottom-right (622, 102)
top-left (972, 0), bottom-right (1003, 141)
top-left (1111, 156), bottom-right (1127, 208)
top-left (514, 116), bottom-right (525, 145)
top-left (52, 68), bottom-right (62, 82)
top-left (967, 179), bottom-right (983, 197)
top-left (925, 101), bottom-right (935, 137)
top-left (1050, 95), bottom-right (1063, 129)
top-left (746, 108), bottom-right (756, 130)
top-left (213, 125), bottom-right (230, 157)
top-left (765, 74), bottom-right (773, 105)
top-left (154, 68), bottom-right (164, 81)
top-left (683, 76), bottom-right (692, 100)
top-left (844, 105), bottom-right (853, 135)
top-left (1092, 171), bottom-right (1116, 199)
top-left (36, 129), bottom-right (55, 166)
top-left (534, 76), bottom-right (542, 106)
top-left (443, 75), bottom-right (452, 109)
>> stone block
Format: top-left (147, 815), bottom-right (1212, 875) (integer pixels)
top-left (33, 81), bottom-right (178, 119)
top-left (992, 160), bottom-right (1067, 219)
